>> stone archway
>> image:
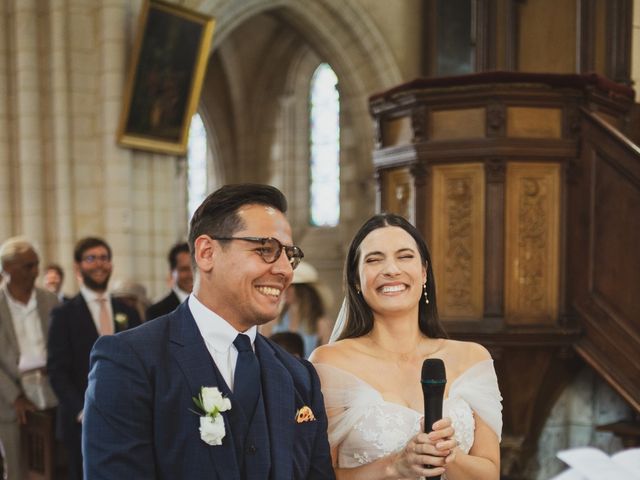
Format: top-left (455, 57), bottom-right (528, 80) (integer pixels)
top-left (191, 0), bottom-right (403, 317)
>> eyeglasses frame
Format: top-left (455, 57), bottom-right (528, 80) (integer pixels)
top-left (211, 236), bottom-right (304, 269)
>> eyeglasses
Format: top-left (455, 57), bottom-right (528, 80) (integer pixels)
top-left (212, 236), bottom-right (304, 269)
top-left (82, 254), bottom-right (111, 264)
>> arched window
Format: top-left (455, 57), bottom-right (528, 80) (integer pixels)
top-left (187, 112), bottom-right (207, 219)
top-left (309, 63), bottom-right (340, 227)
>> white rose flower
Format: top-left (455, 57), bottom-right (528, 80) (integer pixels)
top-left (193, 386), bottom-right (231, 446)
top-left (219, 396), bottom-right (231, 412)
top-left (199, 415), bottom-right (226, 446)
top-left (201, 387), bottom-right (227, 413)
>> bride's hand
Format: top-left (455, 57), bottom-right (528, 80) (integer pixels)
top-left (428, 418), bottom-right (458, 465)
top-left (390, 418), bottom-right (456, 478)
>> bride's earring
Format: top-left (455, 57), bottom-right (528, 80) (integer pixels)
top-left (423, 282), bottom-right (429, 304)
top-left (356, 285), bottom-right (361, 295)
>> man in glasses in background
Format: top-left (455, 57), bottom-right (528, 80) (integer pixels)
top-left (83, 184), bottom-right (334, 479)
top-left (47, 237), bottom-right (141, 480)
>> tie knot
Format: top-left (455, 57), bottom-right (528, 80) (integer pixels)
top-left (233, 334), bottom-right (253, 353)
top-left (97, 296), bottom-right (107, 304)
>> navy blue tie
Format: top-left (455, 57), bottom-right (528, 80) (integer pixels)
top-left (233, 334), bottom-right (261, 418)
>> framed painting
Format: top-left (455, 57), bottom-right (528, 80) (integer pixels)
top-left (117, 0), bottom-right (215, 155)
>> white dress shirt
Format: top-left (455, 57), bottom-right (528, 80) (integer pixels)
top-left (4, 285), bottom-right (46, 372)
top-left (188, 294), bottom-right (257, 392)
top-left (80, 286), bottom-right (113, 335)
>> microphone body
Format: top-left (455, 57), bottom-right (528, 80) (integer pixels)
top-left (421, 358), bottom-right (447, 479)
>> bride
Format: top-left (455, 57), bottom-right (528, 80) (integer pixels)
top-left (309, 213), bottom-right (502, 479)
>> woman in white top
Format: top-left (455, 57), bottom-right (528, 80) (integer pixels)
top-left (310, 213), bottom-right (502, 480)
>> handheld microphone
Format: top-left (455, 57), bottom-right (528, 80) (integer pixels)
top-left (421, 358), bottom-right (446, 478)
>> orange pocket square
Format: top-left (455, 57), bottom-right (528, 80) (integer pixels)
top-left (295, 406), bottom-right (316, 423)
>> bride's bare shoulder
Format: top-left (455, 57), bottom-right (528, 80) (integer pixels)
top-left (441, 339), bottom-right (492, 364)
top-left (309, 338), bottom-right (366, 366)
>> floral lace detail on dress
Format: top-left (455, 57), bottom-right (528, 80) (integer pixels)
top-left (352, 405), bottom-right (421, 463)
top-left (445, 397), bottom-right (474, 453)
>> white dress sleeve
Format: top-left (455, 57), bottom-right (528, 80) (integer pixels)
top-left (314, 363), bottom-right (383, 447)
top-left (448, 359), bottom-right (503, 441)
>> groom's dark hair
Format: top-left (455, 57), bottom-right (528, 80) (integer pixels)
top-left (188, 184), bottom-right (288, 264)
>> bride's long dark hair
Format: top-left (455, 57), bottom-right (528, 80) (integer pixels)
top-left (337, 213), bottom-right (447, 341)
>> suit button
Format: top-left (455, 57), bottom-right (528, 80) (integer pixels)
top-left (246, 445), bottom-right (257, 455)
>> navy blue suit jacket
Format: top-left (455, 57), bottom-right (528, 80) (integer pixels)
top-left (145, 290), bottom-right (181, 321)
top-left (82, 302), bottom-right (334, 480)
top-left (47, 294), bottom-right (141, 441)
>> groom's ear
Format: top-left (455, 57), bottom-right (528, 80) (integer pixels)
top-left (193, 235), bottom-right (216, 273)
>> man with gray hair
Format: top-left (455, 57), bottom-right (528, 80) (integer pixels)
top-left (0, 237), bottom-right (59, 479)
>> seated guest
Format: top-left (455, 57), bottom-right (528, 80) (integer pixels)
top-left (263, 262), bottom-right (333, 358)
top-left (111, 278), bottom-right (151, 322)
top-left (43, 263), bottom-right (71, 302)
top-left (146, 242), bottom-right (193, 320)
top-left (270, 331), bottom-right (305, 358)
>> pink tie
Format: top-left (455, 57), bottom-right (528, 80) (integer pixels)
top-left (97, 297), bottom-right (113, 336)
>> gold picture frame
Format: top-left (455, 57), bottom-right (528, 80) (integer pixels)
top-left (117, 0), bottom-right (215, 155)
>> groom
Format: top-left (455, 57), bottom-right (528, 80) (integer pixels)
top-left (82, 184), bottom-right (334, 479)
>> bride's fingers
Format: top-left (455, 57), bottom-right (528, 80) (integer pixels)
top-left (413, 442), bottom-right (450, 458)
top-left (421, 467), bottom-right (446, 478)
top-left (415, 463), bottom-right (446, 478)
top-left (428, 425), bottom-right (455, 442)
top-left (431, 417), bottom-right (452, 430)
top-left (436, 437), bottom-right (458, 451)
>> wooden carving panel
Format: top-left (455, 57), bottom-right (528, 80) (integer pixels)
top-left (505, 163), bottom-right (561, 324)
top-left (506, 107), bottom-right (563, 138)
top-left (382, 167), bottom-right (415, 224)
top-left (430, 108), bottom-right (485, 140)
top-left (382, 116), bottom-right (412, 147)
top-left (591, 151), bottom-right (640, 331)
top-left (431, 163), bottom-right (485, 320)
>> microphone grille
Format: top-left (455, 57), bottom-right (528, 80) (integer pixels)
top-left (421, 358), bottom-right (446, 382)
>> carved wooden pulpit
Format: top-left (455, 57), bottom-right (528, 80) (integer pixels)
top-left (369, 72), bottom-right (639, 478)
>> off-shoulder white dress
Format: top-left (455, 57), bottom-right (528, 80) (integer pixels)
top-left (314, 359), bottom-right (502, 477)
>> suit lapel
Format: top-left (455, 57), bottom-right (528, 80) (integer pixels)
top-left (0, 291), bottom-right (19, 363)
top-left (255, 335), bottom-right (294, 480)
top-left (169, 303), bottom-right (240, 480)
top-left (75, 295), bottom-right (99, 338)
top-left (35, 289), bottom-right (51, 337)
top-left (111, 300), bottom-right (130, 333)
top-left (0, 289), bottom-right (18, 352)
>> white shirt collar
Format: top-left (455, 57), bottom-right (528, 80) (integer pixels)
top-left (188, 294), bottom-right (256, 352)
top-left (3, 283), bottom-right (36, 310)
top-left (80, 285), bottom-right (109, 303)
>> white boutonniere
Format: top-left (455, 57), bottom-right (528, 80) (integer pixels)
top-left (192, 386), bottom-right (231, 446)
top-left (114, 313), bottom-right (128, 325)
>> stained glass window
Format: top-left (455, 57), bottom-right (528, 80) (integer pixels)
top-left (187, 112), bottom-right (207, 220)
top-left (309, 63), bottom-right (340, 227)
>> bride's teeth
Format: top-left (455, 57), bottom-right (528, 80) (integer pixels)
top-left (257, 286), bottom-right (281, 297)
top-left (381, 285), bottom-right (405, 293)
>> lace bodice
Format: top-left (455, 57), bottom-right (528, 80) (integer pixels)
top-left (314, 359), bottom-right (502, 474)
